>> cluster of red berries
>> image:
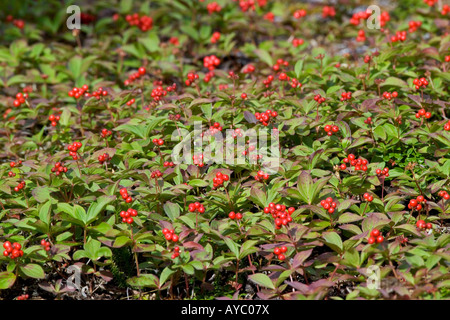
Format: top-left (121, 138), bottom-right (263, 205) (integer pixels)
top-left (67, 141), bottom-right (82, 160)
top-left (10, 160), bottom-right (22, 168)
top-left (314, 94), bottom-right (326, 104)
top-left (391, 30), bottom-right (407, 42)
top-left (6, 15), bottom-right (25, 29)
top-left (255, 170), bottom-right (270, 181)
top-left (51, 162), bottom-right (68, 176)
top-left (341, 154), bottom-right (369, 172)
top-left (378, 11), bottom-right (391, 27)
top-left (80, 12), bottom-right (96, 24)
top-left (185, 72), bottom-right (199, 86)
top-left (444, 120), bottom-right (450, 131)
top-left (408, 20), bottom-right (422, 33)
top-left (324, 124), bottom-right (339, 136)
top-left (363, 192), bottom-right (374, 202)
top-left (163, 228), bottom-right (179, 243)
top-left (413, 77), bottom-right (429, 90)
top-left (273, 58), bottom-right (289, 72)
top-left (206, 122), bottom-right (223, 136)
top-left (255, 109), bottom-right (278, 126)
top-left (40, 239), bottom-right (51, 251)
top-left (13, 92), bottom-right (29, 107)
top-left (119, 188), bottom-right (133, 204)
top-left (416, 219), bottom-right (432, 230)
top-left (13, 181), bottom-right (26, 193)
top-left (125, 13), bottom-right (153, 31)
top-left (289, 77), bottom-right (302, 88)
top-left (203, 70), bottom-right (215, 83)
top-left (238, 0), bottom-right (258, 12)
top-left (3, 241), bottom-right (23, 258)
top-left (168, 36), bottom-right (180, 46)
top-left (349, 10), bottom-right (370, 25)
top-left (242, 64), bottom-right (255, 74)
top-left (439, 190), bottom-right (450, 200)
top-left (368, 229), bottom-right (384, 244)
top-left (382, 91), bottom-right (398, 100)
top-left (340, 91), bottom-right (352, 101)
top-left (16, 294), bottom-right (29, 300)
top-left (293, 9), bottom-right (307, 19)
top-left (213, 171), bottom-right (230, 189)
top-left (152, 138), bottom-right (164, 146)
top-left (126, 98), bottom-right (136, 106)
top-left (171, 246), bottom-right (181, 259)
top-left (208, 31), bottom-right (221, 44)
top-left (8, 162), bottom-right (19, 176)
top-left (207, 2), bottom-right (221, 14)
top-left (320, 197), bottom-right (337, 214)
top-left (120, 208), bottom-right (138, 224)
top-left (68, 85), bottom-right (89, 99)
top-left (408, 195), bottom-right (426, 211)
top-left (228, 211), bottom-right (243, 220)
top-left (292, 38), bottom-right (304, 47)
top-left (203, 55), bottom-right (221, 71)
top-left (101, 128), bottom-right (112, 138)
top-left (192, 154), bottom-right (204, 167)
top-left (86, 87), bottom-right (108, 100)
top-left (442, 4), bottom-right (450, 15)
top-left (124, 67), bottom-right (146, 86)
top-left (98, 153), bottom-right (110, 164)
top-left (423, 0), bottom-right (438, 6)
top-left (273, 246), bottom-right (288, 261)
top-left (364, 55), bottom-right (371, 63)
top-left (415, 108), bottom-right (432, 119)
top-left (231, 128), bottom-right (244, 139)
top-left (356, 29), bottom-right (366, 42)
top-left (263, 203), bottom-right (295, 229)
top-left (188, 202), bottom-right (205, 213)
top-left (262, 75), bottom-right (274, 88)
top-left (163, 161), bottom-right (175, 168)
top-left (169, 113), bottom-right (181, 121)
top-left (48, 114), bottom-right (61, 127)
top-left (264, 12), bottom-right (275, 22)
top-left (149, 86), bottom-right (166, 102)
top-left (350, 10), bottom-right (371, 26)
top-left (364, 117), bottom-right (372, 125)
top-left (322, 6), bottom-right (336, 18)
top-left (151, 170), bottom-right (162, 178)
top-left (375, 167), bottom-right (389, 177)
top-left (277, 72), bottom-right (289, 81)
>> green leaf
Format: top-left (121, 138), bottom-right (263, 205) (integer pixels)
top-left (68, 56), bottom-right (83, 80)
top-left (19, 264), bottom-right (45, 279)
top-left (163, 202), bottom-right (180, 221)
top-left (254, 49), bottom-right (273, 66)
top-left (297, 171), bottom-right (329, 205)
top-left (39, 200), bottom-right (52, 226)
top-left (86, 195), bottom-right (116, 225)
top-left (113, 236), bottom-right (132, 248)
top-left (322, 231), bottom-right (343, 253)
top-left (394, 224), bottom-right (422, 237)
top-left (160, 267), bottom-right (176, 285)
top-left (188, 179), bottom-right (209, 187)
top-left (248, 273), bottom-right (275, 290)
top-left (223, 237), bottom-right (240, 259)
top-left (0, 272), bottom-right (16, 289)
top-left (32, 186), bottom-right (53, 203)
top-left (127, 274), bottom-right (159, 288)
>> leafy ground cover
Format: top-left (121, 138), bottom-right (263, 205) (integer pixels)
top-left (0, 0), bottom-right (449, 300)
